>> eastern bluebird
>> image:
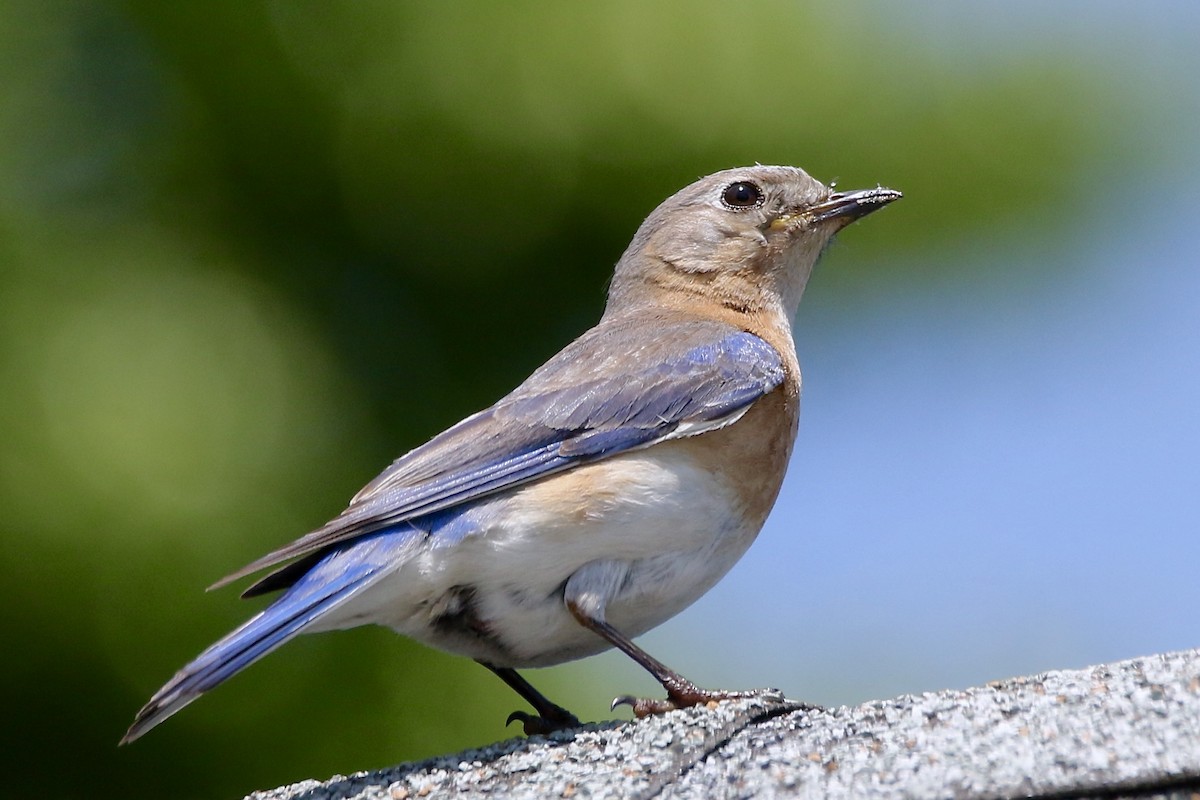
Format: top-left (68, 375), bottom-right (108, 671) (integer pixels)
top-left (122, 165), bottom-right (900, 743)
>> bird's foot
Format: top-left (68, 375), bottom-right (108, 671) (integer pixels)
top-left (505, 705), bottom-right (581, 736)
top-left (611, 682), bottom-right (787, 718)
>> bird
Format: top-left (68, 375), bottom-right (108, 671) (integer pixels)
top-left (121, 165), bottom-right (900, 743)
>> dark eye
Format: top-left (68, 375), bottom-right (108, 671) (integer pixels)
top-left (721, 181), bottom-right (764, 209)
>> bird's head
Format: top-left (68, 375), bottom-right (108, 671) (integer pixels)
top-left (606, 165), bottom-right (901, 321)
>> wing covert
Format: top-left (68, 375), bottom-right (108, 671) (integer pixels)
top-left (216, 320), bottom-right (786, 591)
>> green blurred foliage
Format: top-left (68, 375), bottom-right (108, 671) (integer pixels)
top-left (0, 1), bottom-right (1167, 797)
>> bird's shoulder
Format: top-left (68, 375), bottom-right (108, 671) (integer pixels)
top-left (360, 312), bottom-right (788, 492)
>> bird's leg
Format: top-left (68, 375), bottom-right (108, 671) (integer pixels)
top-left (478, 661), bottom-right (581, 735)
top-left (566, 598), bottom-right (784, 718)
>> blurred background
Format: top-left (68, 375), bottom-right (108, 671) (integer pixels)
top-left (2, 1), bottom-right (1198, 797)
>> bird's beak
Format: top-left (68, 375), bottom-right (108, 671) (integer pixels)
top-left (804, 186), bottom-right (903, 227)
top-left (769, 186), bottom-right (902, 232)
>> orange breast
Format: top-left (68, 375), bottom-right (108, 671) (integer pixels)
top-left (664, 384), bottom-right (799, 531)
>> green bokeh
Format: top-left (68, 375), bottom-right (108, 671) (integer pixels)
top-left (0, 2), bottom-right (1172, 797)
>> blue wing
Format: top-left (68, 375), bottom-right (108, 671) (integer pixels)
top-left (216, 317), bottom-right (786, 593)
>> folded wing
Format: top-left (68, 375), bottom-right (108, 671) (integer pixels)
top-left (216, 316), bottom-right (786, 594)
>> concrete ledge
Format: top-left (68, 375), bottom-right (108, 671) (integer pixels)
top-left (248, 647), bottom-right (1200, 800)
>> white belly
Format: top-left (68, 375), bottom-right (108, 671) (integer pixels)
top-left (317, 442), bottom-right (764, 667)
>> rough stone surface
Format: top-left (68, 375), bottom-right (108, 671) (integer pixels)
top-left (246, 648), bottom-right (1200, 800)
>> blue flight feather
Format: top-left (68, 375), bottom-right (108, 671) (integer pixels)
top-left (122, 530), bottom-right (423, 741)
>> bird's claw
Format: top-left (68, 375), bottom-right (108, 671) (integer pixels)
top-left (610, 694), bottom-right (681, 717)
top-left (610, 687), bottom-right (790, 719)
top-left (505, 708), bottom-right (581, 736)
top-left (610, 695), bottom-right (635, 711)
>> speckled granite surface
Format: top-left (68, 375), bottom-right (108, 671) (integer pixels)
top-left (247, 648), bottom-right (1200, 800)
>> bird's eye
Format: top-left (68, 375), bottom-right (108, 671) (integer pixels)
top-left (721, 181), bottom-right (764, 210)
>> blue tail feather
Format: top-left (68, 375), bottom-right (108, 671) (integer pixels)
top-left (121, 530), bottom-right (420, 743)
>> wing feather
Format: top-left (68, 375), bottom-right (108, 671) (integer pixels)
top-left (214, 317), bottom-right (785, 592)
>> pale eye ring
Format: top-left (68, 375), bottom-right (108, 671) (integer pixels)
top-left (720, 181), bottom-right (764, 210)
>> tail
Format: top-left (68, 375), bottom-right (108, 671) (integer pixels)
top-left (121, 531), bottom-right (418, 744)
